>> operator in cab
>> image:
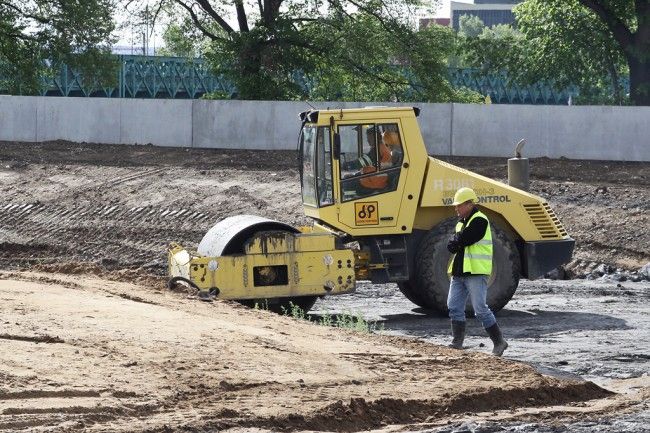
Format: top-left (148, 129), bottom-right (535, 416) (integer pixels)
top-left (341, 125), bottom-right (392, 191)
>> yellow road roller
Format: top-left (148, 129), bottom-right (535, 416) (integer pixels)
top-left (169, 106), bottom-right (573, 313)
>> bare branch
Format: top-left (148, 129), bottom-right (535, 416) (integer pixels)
top-left (0, 1), bottom-right (52, 25)
top-left (234, 0), bottom-right (250, 32)
top-left (174, 0), bottom-right (225, 40)
top-left (194, 0), bottom-right (235, 34)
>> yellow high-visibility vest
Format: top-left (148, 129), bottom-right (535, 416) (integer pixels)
top-left (448, 210), bottom-right (493, 275)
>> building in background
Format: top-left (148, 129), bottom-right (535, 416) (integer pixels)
top-left (451, 0), bottom-right (522, 30)
top-left (419, 17), bottom-right (451, 29)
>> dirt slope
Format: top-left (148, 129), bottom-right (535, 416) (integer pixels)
top-left (0, 271), bottom-right (621, 432)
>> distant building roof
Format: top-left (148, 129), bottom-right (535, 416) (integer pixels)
top-left (419, 17), bottom-right (451, 29)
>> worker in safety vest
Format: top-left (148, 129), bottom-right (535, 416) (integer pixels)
top-left (446, 187), bottom-right (508, 356)
top-left (342, 126), bottom-right (392, 190)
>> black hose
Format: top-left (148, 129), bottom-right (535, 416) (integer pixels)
top-left (167, 276), bottom-right (199, 291)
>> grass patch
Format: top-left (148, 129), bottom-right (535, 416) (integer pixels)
top-left (254, 301), bottom-right (382, 334)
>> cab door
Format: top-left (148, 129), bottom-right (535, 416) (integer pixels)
top-left (334, 121), bottom-right (407, 232)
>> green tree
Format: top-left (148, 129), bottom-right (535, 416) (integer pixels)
top-left (0, 0), bottom-right (118, 94)
top-left (304, 9), bottom-right (477, 102)
top-left (515, 0), bottom-right (649, 105)
top-left (143, 0), bottom-right (480, 102)
top-left (158, 18), bottom-right (210, 58)
top-left (455, 16), bottom-right (523, 75)
top-left (458, 14), bottom-right (485, 38)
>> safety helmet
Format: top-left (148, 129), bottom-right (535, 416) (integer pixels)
top-left (452, 187), bottom-right (478, 205)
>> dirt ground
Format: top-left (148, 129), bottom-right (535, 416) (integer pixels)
top-left (0, 140), bottom-right (649, 432)
top-left (0, 140), bottom-right (647, 275)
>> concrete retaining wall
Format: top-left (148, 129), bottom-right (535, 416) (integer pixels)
top-left (0, 95), bottom-right (648, 161)
top-left (0, 96), bottom-right (38, 142)
top-left (451, 104), bottom-right (650, 160)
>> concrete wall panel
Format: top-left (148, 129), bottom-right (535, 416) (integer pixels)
top-left (193, 100), bottom-right (448, 152)
top-left (451, 104), bottom-right (650, 161)
top-left (416, 103), bottom-right (452, 156)
top-left (0, 96), bottom-right (38, 142)
top-left (543, 105), bottom-right (650, 160)
top-left (451, 104), bottom-right (547, 158)
top-left (192, 100), bottom-right (308, 150)
top-left (192, 100), bottom-right (370, 150)
top-left (36, 97), bottom-right (121, 143)
top-left (120, 99), bottom-right (192, 147)
top-left (0, 96), bottom-right (648, 161)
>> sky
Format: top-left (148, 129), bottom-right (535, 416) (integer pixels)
top-left (436, 0), bottom-right (452, 17)
top-left (114, 0), bottom-right (456, 53)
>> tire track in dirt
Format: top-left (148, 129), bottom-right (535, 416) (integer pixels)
top-left (0, 397), bottom-right (158, 431)
top-left (0, 202), bottom-right (214, 269)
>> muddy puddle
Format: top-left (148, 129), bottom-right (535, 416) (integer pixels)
top-left (310, 278), bottom-right (650, 432)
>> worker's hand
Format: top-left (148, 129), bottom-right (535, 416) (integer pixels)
top-left (447, 236), bottom-right (461, 253)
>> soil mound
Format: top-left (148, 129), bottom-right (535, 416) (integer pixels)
top-left (0, 272), bottom-right (616, 432)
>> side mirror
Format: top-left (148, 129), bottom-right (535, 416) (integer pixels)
top-left (333, 133), bottom-right (341, 160)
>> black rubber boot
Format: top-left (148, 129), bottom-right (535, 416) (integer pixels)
top-left (448, 320), bottom-right (466, 349)
top-left (485, 323), bottom-right (508, 356)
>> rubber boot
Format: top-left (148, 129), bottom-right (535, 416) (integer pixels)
top-left (485, 323), bottom-right (508, 356)
top-left (448, 320), bottom-right (466, 349)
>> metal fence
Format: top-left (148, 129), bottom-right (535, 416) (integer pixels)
top-left (3, 55), bottom-right (581, 104)
top-left (40, 55), bottom-right (235, 98)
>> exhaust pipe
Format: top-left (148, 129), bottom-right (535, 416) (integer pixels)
top-left (508, 139), bottom-right (529, 191)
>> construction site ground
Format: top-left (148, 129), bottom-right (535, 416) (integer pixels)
top-left (0, 141), bottom-right (648, 432)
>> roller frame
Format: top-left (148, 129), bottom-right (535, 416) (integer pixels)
top-left (168, 215), bottom-right (356, 300)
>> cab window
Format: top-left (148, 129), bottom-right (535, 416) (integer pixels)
top-left (300, 126), bottom-right (317, 206)
top-left (338, 123), bottom-right (403, 202)
top-left (316, 127), bottom-right (333, 206)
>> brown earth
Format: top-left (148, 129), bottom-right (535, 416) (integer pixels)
top-left (0, 140), bottom-right (649, 431)
top-left (0, 140), bottom-right (647, 276)
top-left (3, 271), bottom-right (648, 433)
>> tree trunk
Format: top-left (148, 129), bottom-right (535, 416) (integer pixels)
top-left (606, 58), bottom-right (622, 105)
top-left (627, 54), bottom-right (650, 105)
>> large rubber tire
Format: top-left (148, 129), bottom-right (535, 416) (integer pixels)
top-left (396, 280), bottom-right (428, 307)
top-left (399, 218), bottom-right (520, 315)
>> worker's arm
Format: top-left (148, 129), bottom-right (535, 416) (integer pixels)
top-left (342, 152), bottom-right (374, 171)
top-left (447, 216), bottom-right (488, 253)
top-left (457, 217), bottom-right (488, 246)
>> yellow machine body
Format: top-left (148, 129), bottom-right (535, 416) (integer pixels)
top-left (301, 107), bottom-right (568, 243)
top-left (168, 106), bottom-right (573, 309)
top-left (168, 231), bottom-right (355, 299)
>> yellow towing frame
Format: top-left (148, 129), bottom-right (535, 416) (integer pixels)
top-left (168, 231), bottom-right (355, 300)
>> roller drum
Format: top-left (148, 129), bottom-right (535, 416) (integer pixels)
top-left (198, 215), bottom-right (299, 256)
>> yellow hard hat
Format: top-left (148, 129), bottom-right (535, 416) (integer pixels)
top-left (452, 187), bottom-right (478, 205)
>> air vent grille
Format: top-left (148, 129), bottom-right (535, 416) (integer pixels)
top-left (523, 203), bottom-right (568, 239)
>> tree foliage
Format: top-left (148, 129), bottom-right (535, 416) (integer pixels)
top-left (454, 15), bottom-right (523, 75)
top-left (0, 0), bottom-right (118, 94)
top-left (514, 0), bottom-right (628, 104)
top-left (141, 0), bottom-right (481, 102)
top-left (515, 0), bottom-right (650, 105)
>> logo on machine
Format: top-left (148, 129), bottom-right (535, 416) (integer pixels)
top-left (442, 195), bottom-right (511, 205)
top-left (355, 202), bottom-right (379, 225)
